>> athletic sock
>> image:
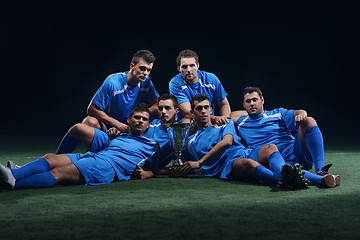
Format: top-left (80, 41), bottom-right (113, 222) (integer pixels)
top-left (11, 157), bottom-right (50, 180)
top-left (55, 132), bottom-right (79, 154)
top-left (268, 151), bottom-right (285, 177)
top-left (254, 165), bottom-right (278, 185)
top-left (303, 170), bottom-right (322, 185)
top-left (305, 126), bottom-right (325, 173)
top-left (14, 171), bottom-right (56, 189)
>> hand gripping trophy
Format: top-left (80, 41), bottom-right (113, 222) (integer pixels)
top-left (167, 123), bottom-right (189, 177)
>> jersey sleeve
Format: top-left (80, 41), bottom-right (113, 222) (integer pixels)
top-left (278, 108), bottom-right (296, 131)
top-left (144, 79), bottom-right (160, 102)
top-left (169, 76), bottom-right (189, 105)
top-left (90, 75), bottom-right (115, 111)
top-left (222, 120), bottom-right (238, 139)
top-left (211, 73), bottom-right (228, 102)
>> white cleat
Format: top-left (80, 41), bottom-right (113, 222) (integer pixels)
top-left (7, 160), bottom-right (21, 169)
top-left (0, 163), bottom-right (16, 190)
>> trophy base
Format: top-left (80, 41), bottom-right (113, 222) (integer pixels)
top-left (169, 167), bottom-right (183, 178)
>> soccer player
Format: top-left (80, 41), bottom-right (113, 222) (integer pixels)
top-left (179, 94), bottom-right (308, 188)
top-left (169, 49), bottom-right (236, 125)
top-left (107, 93), bottom-right (180, 176)
top-left (55, 49), bottom-right (160, 154)
top-left (231, 86), bottom-right (340, 188)
top-left (7, 94), bottom-right (180, 177)
top-left (142, 93), bottom-right (179, 173)
top-left (0, 103), bottom-right (159, 191)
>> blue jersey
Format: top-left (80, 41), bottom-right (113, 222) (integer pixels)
top-left (183, 119), bottom-right (247, 178)
top-left (91, 71), bottom-right (160, 128)
top-left (143, 119), bottom-right (176, 169)
top-left (169, 70), bottom-right (228, 122)
top-left (70, 133), bottom-right (159, 184)
top-left (235, 108), bottom-right (296, 152)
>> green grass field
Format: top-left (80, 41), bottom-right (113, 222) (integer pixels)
top-left (0, 135), bottom-right (359, 240)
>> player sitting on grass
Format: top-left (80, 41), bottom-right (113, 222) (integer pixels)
top-left (231, 86), bottom-right (340, 188)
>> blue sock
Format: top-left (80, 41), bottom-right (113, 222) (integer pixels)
top-left (268, 151), bottom-right (285, 177)
top-left (55, 132), bottom-right (79, 154)
top-left (305, 126), bottom-right (325, 173)
top-left (254, 165), bottom-right (278, 185)
top-left (12, 157), bottom-right (50, 180)
top-left (14, 172), bottom-right (56, 189)
top-left (303, 170), bottom-right (322, 185)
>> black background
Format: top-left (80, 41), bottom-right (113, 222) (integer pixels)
top-left (1, 2), bottom-right (359, 147)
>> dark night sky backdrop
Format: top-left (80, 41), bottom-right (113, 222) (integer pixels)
top-left (1, 2), bottom-right (359, 147)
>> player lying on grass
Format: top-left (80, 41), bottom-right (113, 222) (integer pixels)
top-left (7, 94), bottom-right (181, 176)
top-left (0, 103), bottom-right (159, 191)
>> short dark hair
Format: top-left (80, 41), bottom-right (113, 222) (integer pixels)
top-left (191, 93), bottom-right (209, 110)
top-left (242, 86), bottom-right (263, 101)
top-left (176, 49), bottom-right (199, 67)
top-left (158, 93), bottom-right (178, 109)
top-left (132, 50), bottom-right (156, 65)
top-left (128, 103), bottom-right (150, 119)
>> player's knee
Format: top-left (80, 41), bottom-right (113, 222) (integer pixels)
top-left (261, 144), bottom-right (278, 155)
top-left (82, 116), bottom-right (101, 129)
top-left (305, 116), bottom-right (317, 126)
top-left (68, 124), bottom-right (83, 140)
top-left (300, 116), bottom-right (317, 130)
top-left (237, 158), bottom-right (257, 171)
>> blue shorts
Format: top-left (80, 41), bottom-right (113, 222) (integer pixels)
top-left (220, 147), bottom-right (256, 180)
top-left (281, 134), bottom-right (312, 170)
top-left (91, 128), bottom-right (109, 152)
top-left (66, 153), bottom-right (115, 186)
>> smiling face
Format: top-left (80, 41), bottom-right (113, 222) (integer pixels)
top-left (243, 91), bottom-right (264, 115)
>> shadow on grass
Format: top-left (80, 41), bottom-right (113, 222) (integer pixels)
top-left (1, 177), bottom-right (359, 240)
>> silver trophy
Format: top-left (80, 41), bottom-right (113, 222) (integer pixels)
top-left (167, 123), bottom-right (189, 177)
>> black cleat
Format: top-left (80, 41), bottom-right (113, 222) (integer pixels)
top-left (316, 163), bottom-right (333, 176)
top-left (279, 163), bottom-right (310, 190)
top-left (292, 164), bottom-right (311, 190)
top-left (279, 163), bottom-right (294, 189)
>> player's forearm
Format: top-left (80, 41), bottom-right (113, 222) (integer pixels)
top-left (89, 109), bottom-right (124, 130)
top-left (198, 138), bottom-right (233, 167)
top-left (219, 105), bottom-right (231, 117)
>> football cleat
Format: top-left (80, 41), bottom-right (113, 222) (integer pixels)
top-left (316, 163), bottom-right (333, 176)
top-left (0, 163), bottom-right (16, 190)
top-left (292, 163), bottom-right (311, 190)
top-left (279, 163), bottom-right (294, 189)
top-left (279, 163), bottom-right (310, 190)
top-left (7, 160), bottom-right (21, 169)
